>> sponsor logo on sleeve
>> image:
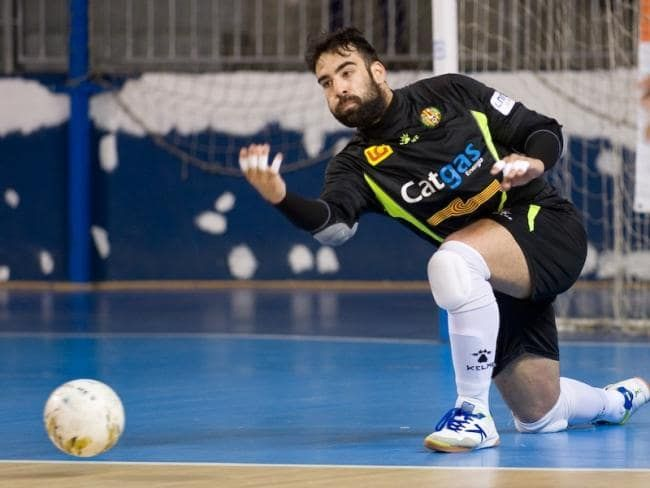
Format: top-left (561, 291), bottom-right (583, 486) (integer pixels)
top-left (364, 145), bottom-right (394, 166)
top-left (490, 91), bottom-right (515, 115)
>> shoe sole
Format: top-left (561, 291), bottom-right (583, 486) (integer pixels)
top-left (423, 436), bottom-right (500, 453)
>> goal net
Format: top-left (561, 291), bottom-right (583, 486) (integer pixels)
top-left (88, 0), bottom-right (648, 333)
top-left (454, 0), bottom-right (648, 334)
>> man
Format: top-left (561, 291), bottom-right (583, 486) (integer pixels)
top-left (238, 27), bottom-right (649, 453)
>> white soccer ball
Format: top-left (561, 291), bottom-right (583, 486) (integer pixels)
top-left (43, 379), bottom-right (125, 457)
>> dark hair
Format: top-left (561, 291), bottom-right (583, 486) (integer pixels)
top-left (304, 27), bottom-right (381, 73)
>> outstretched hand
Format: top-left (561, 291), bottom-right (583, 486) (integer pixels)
top-left (490, 154), bottom-right (545, 191)
top-left (239, 143), bottom-right (287, 204)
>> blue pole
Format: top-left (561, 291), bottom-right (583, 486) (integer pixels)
top-left (68, 0), bottom-right (91, 282)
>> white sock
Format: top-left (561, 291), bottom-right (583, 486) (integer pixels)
top-left (515, 377), bottom-right (625, 432)
top-left (431, 241), bottom-right (499, 410)
top-left (514, 393), bottom-right (568, 433)
top-left (450, 320), bottom-right (498, 410)
top-left (560, 377), bottom-right (625, 424)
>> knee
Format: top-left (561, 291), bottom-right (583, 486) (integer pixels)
top-left (513, 393), bottom-right (568, 433)
top-left (427, 241), bottom-right (491, 312)
top-left (427, 249), bottom-right (471, 312)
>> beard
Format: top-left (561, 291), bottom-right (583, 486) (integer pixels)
top-left (332, 79), bottom-right (387, 129)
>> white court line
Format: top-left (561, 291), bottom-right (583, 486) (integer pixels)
top-left (1, 459), bottom-right (649, 472)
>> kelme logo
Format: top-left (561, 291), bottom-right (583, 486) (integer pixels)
top-left (420, 106), bottom-right (442, 128)
top-left (364, 145), bottom-right (394, 166)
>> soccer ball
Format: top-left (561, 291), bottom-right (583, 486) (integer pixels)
top-left (43, 379), bottom-right (125, 457)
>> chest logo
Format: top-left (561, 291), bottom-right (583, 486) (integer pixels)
top-left (364, 145), bottom-right (394, 166)
top-left (420, 106), bottom-right (442, 128)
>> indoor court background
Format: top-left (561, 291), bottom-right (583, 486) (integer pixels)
top-left (1, 1), bottom-right (650, 487)
top-left (1, 286), bottom-right (650, 487)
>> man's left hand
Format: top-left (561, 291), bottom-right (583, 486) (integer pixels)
top-left (490, 155), bottom-right (545, 191)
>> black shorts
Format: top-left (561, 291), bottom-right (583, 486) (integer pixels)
top-left (487, 186), bottom-right (588, 377)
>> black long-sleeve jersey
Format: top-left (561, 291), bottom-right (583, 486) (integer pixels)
top-left (279, 73), bottom-right (564, 245)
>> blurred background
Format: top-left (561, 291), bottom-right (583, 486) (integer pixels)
top-left (0, 0), bottom-right (647, 335)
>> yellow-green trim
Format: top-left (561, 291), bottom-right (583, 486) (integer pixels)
top-left (470, 110), bottom-right (500, 161)
top-left (471, 109), bottom-right (508, 210)
top-left (527, 204), bottom-right (541, 232)
top-left (363, 174), bottom-right (444, 243)
top-left (498, 191), bottom-right (508, 212)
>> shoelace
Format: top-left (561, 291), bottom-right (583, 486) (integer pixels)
top-left (435, 407), bottom-right (486, 433)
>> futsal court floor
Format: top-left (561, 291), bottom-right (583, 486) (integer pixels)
top-left (1, 284), bottom-right (649, 487)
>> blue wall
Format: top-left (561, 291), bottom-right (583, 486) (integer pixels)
top-left (0, 125), bottom-right (69, 280)
top-left (0, 79), bottom-right (635, 281)
top-left (90, 129), bottom-right (434, 281)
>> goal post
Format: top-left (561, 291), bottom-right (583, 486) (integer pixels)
top-left (432, 1), bottom-right (459, 341)
top-left (432, 0), bottom-right (458, 76)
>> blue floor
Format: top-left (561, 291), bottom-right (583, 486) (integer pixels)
top-left (1, 289), bottom-right (649, 468)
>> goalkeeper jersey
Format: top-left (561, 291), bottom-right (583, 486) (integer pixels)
top-left (319, 73), bottom-right (563, 244)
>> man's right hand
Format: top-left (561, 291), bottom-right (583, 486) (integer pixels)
top-left (239, 143), bottom-right (286, 204)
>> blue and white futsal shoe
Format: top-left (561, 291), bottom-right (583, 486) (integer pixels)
top-left (602, 377), bottom-right (650, 424)
top-left (424, 400), bottom-right (500, 453)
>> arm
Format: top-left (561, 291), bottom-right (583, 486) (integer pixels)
top-left (239, 143), bottom-right (359, 246)
top-left (487, 93), bottom-right (563, 190)
top-left (440, 74), bottom-right (564, 191)
top-left (489, 120), bottom-right (563, 191)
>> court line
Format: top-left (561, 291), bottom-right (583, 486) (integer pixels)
top-left (2, 330), bottom-right (650, 347)
top-left (0, 330), bottom-right (439, 344)
top-left (0, 280), bottom-right (431, 292)
top-left (0, 279), bottom-right (638, 292)
top-left (1, 459), bottom-right (649, 472)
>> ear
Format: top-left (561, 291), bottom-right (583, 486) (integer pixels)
top-left (370, 61), bottom-right (387, 84)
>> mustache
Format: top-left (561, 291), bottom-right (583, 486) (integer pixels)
top-left (337, 94), bottom-right (362, 106)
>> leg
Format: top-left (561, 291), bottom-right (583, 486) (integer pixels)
top-left (435, 218), bottom-right (531, 410)
top-left (494, 354), bottom-right (560, 423)
top-left (426, 200), bottom-right (650, 444)
top-left (492, 294), bottom-right (644, 431)
top-left (495, 354), bottom-right (650, 432)
top-left (424, 219), bottom-right (519, 452)
top-left (424, 216), bottom-right (608, 449)
top-left (447, 218), bottom-right (531, 298)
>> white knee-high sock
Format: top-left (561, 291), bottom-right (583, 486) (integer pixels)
top-left (429, 241), bottom-right (499, 410)
top-left (559, 377), bottom-right (626, 425)
top-left (515, 377), bottom-right (627, 432)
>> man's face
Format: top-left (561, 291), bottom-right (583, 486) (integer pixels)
top-left (315, 48), bottom-right (387, 128)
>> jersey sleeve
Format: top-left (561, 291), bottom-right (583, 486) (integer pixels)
top-left (319, 145), bottom-right (380, 228)
top-left (273, 141), bottom-right (378, 247)
top-left (421, 74), bottom-right (563, 169)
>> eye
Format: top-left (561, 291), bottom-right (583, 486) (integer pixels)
top-left (320, 79), bottom-right (332, 89)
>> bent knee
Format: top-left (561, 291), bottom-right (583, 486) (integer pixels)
top-left (514, 416), bottom-right (567, 434)
top-left (513, 394), bottom-right (568, 433)
top-left (427, 249), bottom-right (471, 311)
top-left (427, 241), bottom-right (492, 313)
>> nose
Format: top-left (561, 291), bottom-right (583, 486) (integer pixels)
top-left (333, 78), bottom-right (349, 97)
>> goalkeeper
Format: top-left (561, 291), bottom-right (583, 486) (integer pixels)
top-left (239, 27), bottom-right (649, 452)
